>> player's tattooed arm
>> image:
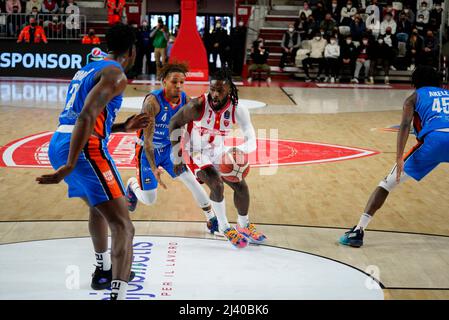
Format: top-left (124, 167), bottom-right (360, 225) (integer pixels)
top-left (396, 92), bottom-right (416, 181)
top-left (142, 94), bottom-right (160, 172)
top-left (37, 66), bottom-right (127, 184)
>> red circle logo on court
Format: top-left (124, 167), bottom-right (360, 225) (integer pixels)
top-left (0, 132), bottom-right (379, 168)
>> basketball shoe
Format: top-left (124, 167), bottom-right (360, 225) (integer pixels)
top-left (223, 227), bottom-right (248, 248)
top-left (339, 226), bottom-right (364, 247)
top-left (126, 178), bottom-right (138, 212)
top-left (91, 267), bottom-right (136, 290)
top-left (206, 216), bottom-right (224, 236)
top-left (236, 223), bottom-right (267, 244)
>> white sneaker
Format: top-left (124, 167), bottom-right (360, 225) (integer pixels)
top-left (390, 66), bottom-right (396, 71)
top-left (330, 77), bottom-right (335, 83)
top-left (351, 78), bottom-right (359, 84)
top-left (366, 76), bottom-right (374, 84)
top-left (323, 77), bottom-right (329, 82)
top-left (408, 64), bottom-right (415, 71)
top-left (384, 76), bottom-right (389, 84)
top-left (266, 77), bottom-right (272, 84)
top-left (247, 77), bottom-right (252, 83)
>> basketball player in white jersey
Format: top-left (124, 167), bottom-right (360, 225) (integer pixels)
top-left (169, 68), bottom-right (267, 248)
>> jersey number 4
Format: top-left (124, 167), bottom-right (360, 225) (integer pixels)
top-left (431, 97), bottom-right (449, 114)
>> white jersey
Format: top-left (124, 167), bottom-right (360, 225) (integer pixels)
top-left (186, 93), bottom-right (237, 153)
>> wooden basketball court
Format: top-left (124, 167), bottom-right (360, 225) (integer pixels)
top-left (1, 80), bottom-right (449, 299)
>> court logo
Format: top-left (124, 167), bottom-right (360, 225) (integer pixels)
top-left (0, 132), bottom-right (380, 169)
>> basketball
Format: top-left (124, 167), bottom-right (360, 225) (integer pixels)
top-left (219, 148), bottom-right (250, 183)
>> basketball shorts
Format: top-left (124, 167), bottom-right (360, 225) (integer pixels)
top-left (404, 130), bottom-right (449, 181)
top-left (185, 145), bottom-right (226, 177)
top-left (135, 144), bottom-right (181, 190)
top-left (48, 131), bottom-right (125, 207)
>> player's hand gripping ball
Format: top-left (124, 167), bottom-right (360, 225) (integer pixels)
top-left (219, 148), bottom-right (250, 183)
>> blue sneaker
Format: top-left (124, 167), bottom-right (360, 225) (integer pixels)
top-left (126, 178), bottom-right (138, 212)
top-left (206, 216), bottom-right (224, 236)
top-left (339, 226), bottom-right (364, 248)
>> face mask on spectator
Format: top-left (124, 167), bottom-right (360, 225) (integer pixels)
top-left (418, 18), bottom-right (424, 22)
top-left (332, 3), bottom-right (337, 8)
top-left (330, 39), bottom-right (336, 44)
top-left (289, 27), bottom-right (294, 32)
top-left (238, 21), bottom-right (244, 27)
top-left (346, 39), bottom-right (352, 44)
top-left (347, 4), bottom-right (352, 9)
top-left (142, 22), bottom-right (148, 27)
top-left (421, 5), bottom-right (427, 10)
top-left (378, 39), bottom-right (384, 44)
top-left (404, 9), bottom-right (409, 13)
top-left (435, 5), bottom-right (441, 10)
top-left (216, 23), bottom-right (221, 29)
top-left (362, 39), bottom-right (368, 45)
top-left (315, 36), bottom-right (321, 41)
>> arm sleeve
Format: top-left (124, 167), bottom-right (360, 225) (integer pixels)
top-left (233, 105), bottom-right (257, 154)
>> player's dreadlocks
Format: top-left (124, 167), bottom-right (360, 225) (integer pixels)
top-left (211, 68), bottom-right (239, 106)
top-left (159, 62), bottom-right (189, 81)
top-left (412, 65), bottom-right (442, 89)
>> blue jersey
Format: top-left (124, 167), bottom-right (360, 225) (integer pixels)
top-left (58, 59), bottom-right (124, 140)
top-left (415, 86), bottom-right (449, 140)
top-left (138, 89), bottom-right (187, 149)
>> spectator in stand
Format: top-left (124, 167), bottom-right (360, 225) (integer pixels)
top-left (417, 0), bottom-right (433, 12)
top-left (340, 35), bottom-right (357, 81)
top-left (396, 12), bottom-right (412, 43)
top-left (417, 1), bottom-right (430, 24)
top-left (351, 35), bottom-right (372, 83)
top-left (47, 14), bottom-right (63, 37)
top-left (81, 28), bottom-right (100, 44)
top-left (320, 13), bottom-right (336, 39)
top-left (422, 30), bottom-right (438, 67)
top-left (230, 19), bottom-right (247, 76)
top-left (6, 0), bottom-right (21, 13)
top-left (106, 0), bottom-right (125, 26)
top-left (17, 16), bottom-right (47, 43)
top-left (415, 14), bottom-right (428, 37)
top-left (305, 14), bottom-right (318, 39)
top-left (7, 5), bottom-right (24, 36)
top-left (430, 3), bottom-right (443, 28)
top-left (406, 30), bottom-right (423, 70)
top-left (151, 18), bottom-right (169, 78)
top-left (42, 0), bottom-right (58, 14)
top-left (368, 35), bottom-right (392, 84)
top-left (299, 1), bottom-right (312, 18)
top-left (383, 26), bottom-right (398, 68)
top-left (208, 19), bottom-right (229, 72)
top-left (382, 3), bottom-right (397, 20)
top-left (302, 31), bottom-right (327, 82)
top-left (133, 20), bottom-right (152, 76)
top-left (247, 38), bottom-right (271, 84)
top-left (329, 0), bottom-right (340, 23)
top-left (365, 0), bottom-right (380, 22)
top-left (350, 14), bottom-right (366, 43)
top-left (295, 12), bottom-right (308, 40)
top-left (27, 6), bottom-right (39, 23)
top-left (312, 1), bottom-right (327, 25)
top-left (324, 34), bottom-right (340, 83)
top-left (280, 23), bottom-right (301, 69)
top-left (25, 0), bottom-right (41, 13)
top-left (340, 0), bottom-right (357, 27)
top-left (402, 5), bottom-right (415, 25)
top-left (380, 12), bottom-right (396, 35)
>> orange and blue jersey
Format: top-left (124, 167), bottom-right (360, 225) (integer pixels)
top-left (48, 59), bottom-right (126, 206)
top-left (59, 59), bottom-right (123, 141)
top-left (402, 86), bottom-right (449, 181)
top-left (134, 89), bottom-right (187, 190)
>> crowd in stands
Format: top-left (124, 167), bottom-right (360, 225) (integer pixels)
top-left (248, 0), bottom-right (446, 83)
top-left (0, 0), bottom-right (81, 42)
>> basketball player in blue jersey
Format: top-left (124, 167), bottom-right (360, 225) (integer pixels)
top-left (36, 24), bottom-right (150, 300)
top-left (340, 66), bottom-right (449, 247)
top-left (126, 63), bottom-right (220, 234)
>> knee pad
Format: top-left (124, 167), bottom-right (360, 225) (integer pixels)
top-left (378, 164), bottom-right (410, 192)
